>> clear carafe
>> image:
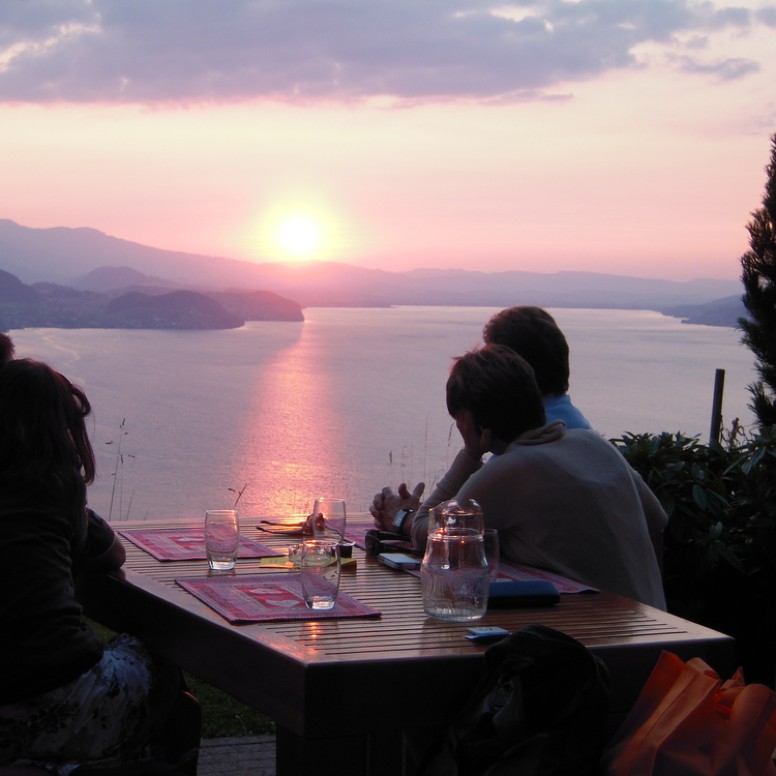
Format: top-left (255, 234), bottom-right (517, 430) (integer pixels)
top-left (420, 498), bottom-right (490, 622)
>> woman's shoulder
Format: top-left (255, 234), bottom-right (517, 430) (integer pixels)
top-left (0, 488), bottom-right (61, 516)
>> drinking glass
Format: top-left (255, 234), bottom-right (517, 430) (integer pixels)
top-left (300, 539), bottom-right (341, 610)
top-left (286, 543), bottom-right (303, 568)
top-left (205, 509), bottom-right (239, 571)
top-left (311, 498), bottom-right (347, 541)
top-left (483, 528), bottom-right (500, 584)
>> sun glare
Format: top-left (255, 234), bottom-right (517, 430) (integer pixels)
top-left (275, 214), bottom-right (322, 260)
top-left (254, 196), bottom-right (355, 264)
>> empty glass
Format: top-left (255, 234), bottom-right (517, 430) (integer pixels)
top-left (310, 498), bottom-right (347, 541)
top-left (205, 509), bottom-right (239, 571)
top-left (300, 539), bottom-right (341, 610)
top-left (286, 543), bottom-right (303, 568)
top-left (484, 528), bottom-right (501, 584)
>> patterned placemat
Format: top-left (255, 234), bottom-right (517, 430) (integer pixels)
top-left (176, 574), bottom-right (381, 623)
top-left (120, 528), bottom-right (276, 562)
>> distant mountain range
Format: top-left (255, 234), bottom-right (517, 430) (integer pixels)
top-left (0, 218), bottom-right (747, 328)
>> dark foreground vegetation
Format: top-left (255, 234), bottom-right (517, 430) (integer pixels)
top-left (614, 428), bottom-right (776, 686)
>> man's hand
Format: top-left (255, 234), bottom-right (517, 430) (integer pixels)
top-left (370, 482), bottom-right (425, 532)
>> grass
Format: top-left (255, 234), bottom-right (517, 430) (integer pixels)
top-left (184, 675), bottom-right (275, 738)
top-left (89, 620), bottom-right (275, 739)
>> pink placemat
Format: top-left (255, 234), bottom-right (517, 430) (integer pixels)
top-left (119, 528), bottom-right (275, 562)
top-left (176, 574), bottom-right (381, 624)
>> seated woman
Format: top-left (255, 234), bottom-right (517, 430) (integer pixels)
top-left (0, 356), bottom-right (199, 774)
top-left (0, 333), bottom-right (13, 366)
top-left (371, 344), bottom-right (667, 610)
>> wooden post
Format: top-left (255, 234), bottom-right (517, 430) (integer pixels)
top-left (709, 368), bottom-right (725, 444)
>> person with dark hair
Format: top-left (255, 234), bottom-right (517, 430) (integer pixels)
top-left (0, 333), bottom-right (14, 366)
top-left (0, 358), bottom-right (199, 773)
top-left (482, 305), bottom-right (590, 430)
top-left (372, 345), bottom-right (666, 609)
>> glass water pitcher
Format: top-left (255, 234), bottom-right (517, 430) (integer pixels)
top-left (420, 498), bottom-right (490, 622)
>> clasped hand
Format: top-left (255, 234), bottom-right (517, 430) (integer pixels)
top-left (370, 482), bottom-right (425, 533)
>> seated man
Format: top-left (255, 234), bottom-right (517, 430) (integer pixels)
top-left (371, 345), bottom-right (667, 609)
top-left (482, 305), bottom-right (590, 430)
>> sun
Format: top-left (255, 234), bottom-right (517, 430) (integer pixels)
top-left (253, 196), bottom-right (355, 264)
top-left (274, 214), bottom-right (323, 260)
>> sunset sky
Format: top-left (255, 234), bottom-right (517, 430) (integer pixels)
top-left (1, 1), bottom-right (775, 281)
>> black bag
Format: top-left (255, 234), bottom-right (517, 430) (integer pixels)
top-left (420, 624), bottom-right (611, 776)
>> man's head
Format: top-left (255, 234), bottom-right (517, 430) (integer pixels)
top-left (446, 344), bottom-right (546, 445)
top-left (482, 306), bottom-right (570, 396)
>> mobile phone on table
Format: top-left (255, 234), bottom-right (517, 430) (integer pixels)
top-left (466, 626), bottom-right (510, 642)
top-left (378, 552), bottom-right (421, 571)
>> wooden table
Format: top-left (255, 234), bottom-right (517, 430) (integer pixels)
top-left (80, 517), bottom-right (735, 776)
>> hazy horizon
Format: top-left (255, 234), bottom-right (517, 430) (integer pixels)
top-left (2, 2), bottom-right (775, 283)
top-left (0, 218), bottom-right (750, 287)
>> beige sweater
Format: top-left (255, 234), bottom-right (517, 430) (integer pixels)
top-left (411, 422), bottom-right (667, 610)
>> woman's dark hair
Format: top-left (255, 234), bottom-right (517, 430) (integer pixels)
top-left (446, 344), bottom-right (546, 442)
top-left (0, 333), bottom-right (14, 366)
top-left (0, 359), bottom-right (95, 502)
top-left (482, 306), bottom-right (570, 395)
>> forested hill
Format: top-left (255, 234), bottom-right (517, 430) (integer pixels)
top-left (658, 295), bottom-right (747, 328)
top-left (0, 269), bottom-right (304, 331)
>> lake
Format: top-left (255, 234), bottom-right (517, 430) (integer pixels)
top-left (9, 306), bottom-right (757, 521)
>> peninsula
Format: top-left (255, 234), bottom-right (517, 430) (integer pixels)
top-left (0, 269), bottom-right (304, 331)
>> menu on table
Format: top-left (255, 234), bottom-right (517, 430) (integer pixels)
top-left (119, 528), bottom-right (276, 562)
top-left (491, 563), bottom-right (598, 594)
top-left (176, 574), bottom-right (381, 624)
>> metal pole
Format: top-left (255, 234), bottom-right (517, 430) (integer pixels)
top-left (709, 368), bottom-right (725, 444)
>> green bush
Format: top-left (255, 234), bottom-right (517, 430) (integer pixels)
top-left (612, 428), bottom-right (776, 685)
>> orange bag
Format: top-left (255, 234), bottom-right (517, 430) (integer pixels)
top-left (601, 650), bottom-right (776, 775)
